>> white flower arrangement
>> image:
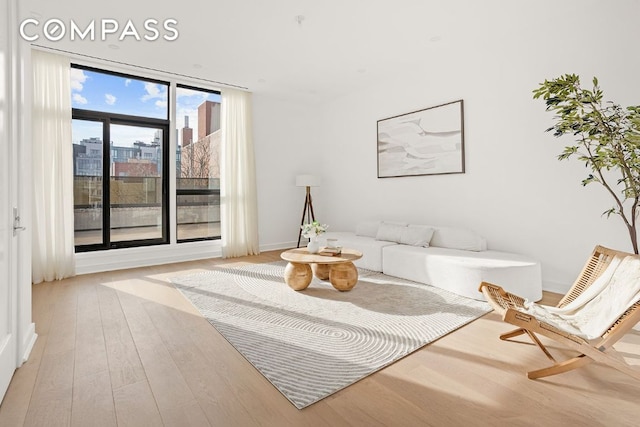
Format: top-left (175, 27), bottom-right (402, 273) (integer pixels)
top-left (301, 221), bottom-right (328, 239)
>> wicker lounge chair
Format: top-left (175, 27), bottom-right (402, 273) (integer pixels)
top-left (479, 245), bottom-right (640, 380)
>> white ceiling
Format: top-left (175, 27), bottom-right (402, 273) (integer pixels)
top-left (19, 1), bottom-right (637, 104)
top-left (19, 0), bottom-right (482, 103)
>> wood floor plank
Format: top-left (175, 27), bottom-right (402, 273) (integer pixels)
top-left (112, 380), bottom-right (163, 427)
top-left (141, 301), bottom-right (255, 425)
top-left (71, 370), bottom-right (117, 427)
top-left (324, 374), bottom-right (437, 427)
top-left (96, 284), bottom-right (147, 390)
top-left (22, 350), bottom-right (74, 427)
top-left (41, 283), bottom-right (77, 358)
top-left (0, 277), bottom-right (66, 426)
top-left (0, 337), bottom-right (45, 426)
top-left (22, 386), bottom-right (73, 427)
top-left (115, 286), bottom-right (199, 419)
top-left (22, 279), bottom-right (78, 427)
top-left (159, 400), bottom-right (212, 427)
top-left (74, 281), bottom-right (110, 381)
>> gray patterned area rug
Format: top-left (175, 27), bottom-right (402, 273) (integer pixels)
top-left (171, 261), bottom-right (491, 409)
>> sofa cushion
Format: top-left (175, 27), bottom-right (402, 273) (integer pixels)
top-left (429, 227), bottom-right (487, 252)
top-left (382, 245), bottom-right (542, 301)
top-left (399, 225), bottom-right (434, 247)
top-left (376, 223), bottom-right (407, 242)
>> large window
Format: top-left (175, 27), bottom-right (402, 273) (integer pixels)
top-left (71, 65), bottom-right (170, 251)
top-left (175, 84), bottom-right (222, 242)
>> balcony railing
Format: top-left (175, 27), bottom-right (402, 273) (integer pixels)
top-left (73, 176), bottom-right (221, 244)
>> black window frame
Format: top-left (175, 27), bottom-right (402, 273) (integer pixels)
top-left (176, 83), bottom-right (222, 243)
top-left (72, 64), bottom-right (171, 252)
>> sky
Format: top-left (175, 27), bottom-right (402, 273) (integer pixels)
top-left (71, 68), bottom-right (221, 147)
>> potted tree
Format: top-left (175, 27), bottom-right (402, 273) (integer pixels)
top-left (533, 74), bottom-right (640, 253)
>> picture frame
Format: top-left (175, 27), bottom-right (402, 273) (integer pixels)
top-left (377, 99), bottom-right (465, 178)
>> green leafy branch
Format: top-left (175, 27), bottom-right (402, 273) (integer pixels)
top-left (533, 74), bottom-right (640, 253)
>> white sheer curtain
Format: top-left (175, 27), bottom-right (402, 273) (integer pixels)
top-left (220, 89), bottom-right (259, 258)
top-left (31, 50), bottom-right (75, 283)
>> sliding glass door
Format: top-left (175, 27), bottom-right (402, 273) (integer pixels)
top-left (72, 119), bottom-right (104, 246)
top-left (71, 65), bottom-right (170, 251)
top-left (109, 124), bottom-right (164, 243)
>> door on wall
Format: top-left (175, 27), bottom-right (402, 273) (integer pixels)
top-left (0, 130), bottom-right (18, 404)
top-left (0, 103), bottom-right (18, 403)
top-left (0, 0), bottom-right (19, 403)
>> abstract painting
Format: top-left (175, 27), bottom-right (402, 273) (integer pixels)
top-left (377, 100), bottom-right (465, 178)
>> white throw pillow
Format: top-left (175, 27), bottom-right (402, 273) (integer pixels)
top-left (376, 223), bottom-right (407, 242)
top-left (355, 221), bottom-right (381, 238)
top-left (430, 227), bottom-right (486, 251)
top-left (400, 225), bottom-right (435, 247)
top-left (383, 220), bottom-right (408, 227)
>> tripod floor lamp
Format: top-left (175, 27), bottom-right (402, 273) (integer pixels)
top-left (296, 174), bottom-right (321, 247)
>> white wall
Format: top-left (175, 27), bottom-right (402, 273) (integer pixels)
top-left (253, 94), bottom-right (322, 250)
top-left (314, 1), bottom-right (640, 293)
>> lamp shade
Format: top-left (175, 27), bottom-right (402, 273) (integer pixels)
top-left (295, 174), bottom-right (321, 187)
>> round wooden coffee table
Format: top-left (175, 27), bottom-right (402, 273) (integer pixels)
top-left (280, 248), bottom-right (363, 291)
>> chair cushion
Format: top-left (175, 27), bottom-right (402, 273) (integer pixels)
top-left (523, 255), bottom-right (640, 339)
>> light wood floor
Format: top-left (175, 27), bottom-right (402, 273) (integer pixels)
top-left (1, 250), bottom-right (638, 426)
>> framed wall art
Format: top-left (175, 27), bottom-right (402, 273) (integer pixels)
top-left (377, 99), bottom-right (465, 178)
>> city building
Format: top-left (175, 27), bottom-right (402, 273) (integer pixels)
top-left (181, 115), bottom-right (193, 146)
top-left (197, 101), bottom-right (221, 140)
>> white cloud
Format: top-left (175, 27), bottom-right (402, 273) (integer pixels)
top-left (141, 82), bottom-right (165, 101)
top-left (125, 79), bottom-right (132, 87)
top-left (176, 87), bottom-right (207, 98)
top-left (176, 106), bottom-right (197, 123)
top-left (111, 123), bottom-right (159, 147)
top-left (72, 93), bottom-right (88, 105)
top-left (105, 94), bottom-right (117, 105)
top-left (155, 100), bottom-right (167, 108)
top-left (70, 68), bottom-right (88, 92)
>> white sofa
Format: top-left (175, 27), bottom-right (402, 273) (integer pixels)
top-left (322, 221), bottom-right (542, 302)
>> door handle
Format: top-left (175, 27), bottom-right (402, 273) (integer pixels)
top-left (13, 207), bottom-right (26, 236)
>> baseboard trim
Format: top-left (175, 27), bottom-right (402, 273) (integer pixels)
top-left (20, 323), bottom-right (37, 366)
top-left (259, 241), bottom-right (296, 252)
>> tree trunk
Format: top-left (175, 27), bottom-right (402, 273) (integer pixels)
top-left (628, 224), bottom-right (639, 254)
